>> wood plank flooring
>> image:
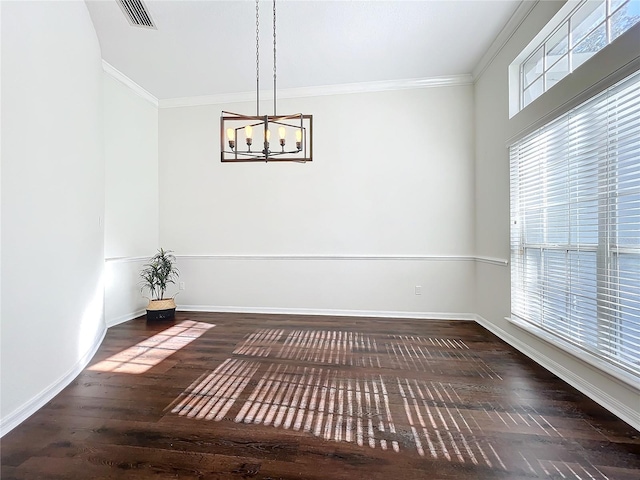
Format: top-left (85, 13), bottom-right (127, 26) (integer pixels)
top-left (2, 312), bottom-right (639, 479)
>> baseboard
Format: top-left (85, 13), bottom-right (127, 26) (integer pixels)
top-left (473, 314), bottom-right (640, 431)
top-left (0, 324), bottom-right (107, 437)
top-left (106, 309), bottom-right (146, 328)
top-left (178, 304), bottom-right (476, 321)
top-left (5, 307), bottom-right (635, 437)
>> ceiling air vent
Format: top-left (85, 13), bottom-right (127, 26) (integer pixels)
top-left (117, 0), bottom-right (156, 29)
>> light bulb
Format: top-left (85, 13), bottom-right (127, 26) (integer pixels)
top-left (265, 129), bottom-right (271, 142)
top-left (244, 125), bottom-right (253, 140)
top-left (278, 126), bottom-right (286, 140)
top-left (226, 128), bottom-right (235, 150)
top-left (295, 129), bottom-right (302, 150)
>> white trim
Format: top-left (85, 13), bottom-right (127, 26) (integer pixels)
top-left (175, 254), bottom-right (508, 265)
top-left (106, 254), bottom-right (509, 265)
top-left (106, 309), bottom-right (146, 328)
top-left (475, 256), bottom-right (509, 266)
top-left (158, 75), bottom-right (474, 108)
top-left (105, 254), bottom-right (509, 266)
top-left (105, 255), bottom-right (149, 263)
top-left (102, 60), bottom-right (158, 107)
top-left (507, 316), bottom-right (640, 392)
top-left (473, 314), bottom-right (640, 432)
top-left (0, 324), bottom-right (107, 437)
top-left (178, 304), bottom-right (475, 321)
top-left (472, 0), bottom-right (540, 81)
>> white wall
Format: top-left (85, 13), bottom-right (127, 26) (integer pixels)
top-left (474, 1), bottom-right (640, 429)
top-left (103, 72), bottom-right (158, 326)
top-left (1, 1), bottom-right (105, 432)
top-left (159, 86), bottom-right (477, 316)
top-left (0, 1), bottom-right (3, 372)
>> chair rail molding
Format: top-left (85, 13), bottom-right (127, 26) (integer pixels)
top-left (175, 254), bottom-right (508, 266)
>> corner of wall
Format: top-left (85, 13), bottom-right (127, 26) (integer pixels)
top-left (472, 0), bottom-right (540, 82)
top-left (1, 0), bottom-right (107, 436)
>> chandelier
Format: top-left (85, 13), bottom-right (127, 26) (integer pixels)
top-left (221, 0), bottom-right (313, 163)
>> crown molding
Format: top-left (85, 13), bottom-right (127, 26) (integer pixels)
top-left (102, 60), bottom-right (159, 107)
top-left (158, 75), bottom-right (474, 109)
top-left (472, 0), bottom-right (539, 82)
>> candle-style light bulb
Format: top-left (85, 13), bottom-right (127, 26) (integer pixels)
top-left (295, 129), bottom-right (302, 150)
top-left (226, 128), bottom-right (235, 150)
top-left (244, 125), bottom-right (253, 151)
top-left (265, 129), bottom-right (271, 144)
top-left (278, 126), bottom-right (286, 150)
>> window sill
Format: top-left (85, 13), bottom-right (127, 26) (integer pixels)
top-left (506, 315), bottom-right (640, 392)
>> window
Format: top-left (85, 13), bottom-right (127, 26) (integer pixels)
top-left (510, 69), bottom-right (640, 380)
top-left (515, 0), bottom-right (640, 111)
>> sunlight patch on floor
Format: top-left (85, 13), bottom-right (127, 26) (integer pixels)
top-left (88, 320), bottom-right (214, 374)
top-left (165, 327), bottom-right (595, 474)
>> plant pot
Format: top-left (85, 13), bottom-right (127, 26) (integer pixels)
top-left (146, 298), bottom-right (176, 322)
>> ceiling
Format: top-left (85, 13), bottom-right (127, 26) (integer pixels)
top-left (85, 0), bottom-right (523, 100)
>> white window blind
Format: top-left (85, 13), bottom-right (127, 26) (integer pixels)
top-left (510, 69), bottom-right (640, 379)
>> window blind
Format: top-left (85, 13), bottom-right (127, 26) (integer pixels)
top-left (510, 69), bottom-right (640, 379)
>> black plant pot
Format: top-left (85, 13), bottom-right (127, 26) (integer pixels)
top-left (146, 308), bottom-right (176, 322)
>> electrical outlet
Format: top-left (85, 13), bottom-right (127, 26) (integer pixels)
top-left (415, 285), bottom-right (422, 295)
top-left (179, 281), bottom-right (185, 290)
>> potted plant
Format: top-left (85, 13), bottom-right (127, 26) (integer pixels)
top-left (140, 248), bottom-right (180, 321)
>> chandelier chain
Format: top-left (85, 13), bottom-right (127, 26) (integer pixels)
top-left (255, 0), bottom-right (260, 115)
top-left (273, 0), bottom-right (277, 116)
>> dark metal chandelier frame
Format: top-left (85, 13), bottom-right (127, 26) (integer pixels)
top-left (220, 0), bottom-right (313, 163)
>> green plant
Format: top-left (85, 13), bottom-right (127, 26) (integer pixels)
top-left (140, 248), bottom-right (179, 300)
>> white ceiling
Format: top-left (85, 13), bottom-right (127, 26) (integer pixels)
top-left (85, 0), bottom-right (523, 100)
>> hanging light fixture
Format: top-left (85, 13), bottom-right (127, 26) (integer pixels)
top-left (221, 0), bottom-right (313, 163)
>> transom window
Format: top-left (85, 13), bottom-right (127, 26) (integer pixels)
top-left (514, 0), bottom-right (640, 112)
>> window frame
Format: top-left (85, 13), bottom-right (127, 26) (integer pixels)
top-left (509, 69), bottom-right (640, 386)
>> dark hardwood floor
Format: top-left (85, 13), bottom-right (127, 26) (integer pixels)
top-left (2, 312), bottom-right (639, 479)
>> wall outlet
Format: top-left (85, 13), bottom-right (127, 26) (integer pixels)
top-left (415, 285), bottom-right (422, 295)
top-left (179, 281), bottom-right (185, 290)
